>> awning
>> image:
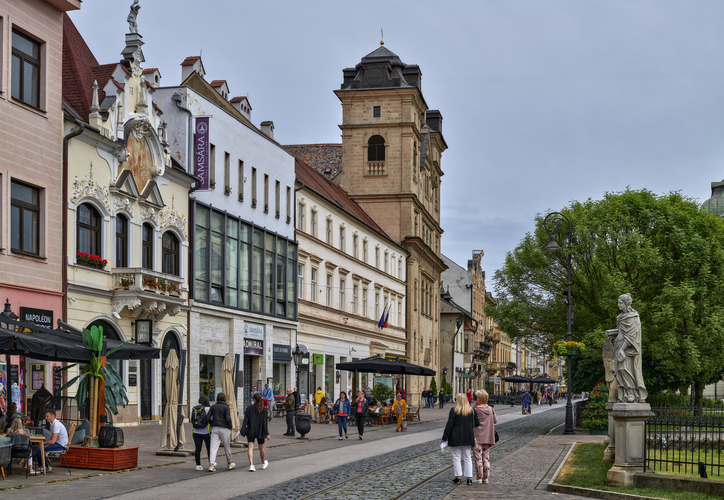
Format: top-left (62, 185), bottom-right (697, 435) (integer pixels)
top-left (335, 355), bottom-right (435, 376)
top-left (0, 320), bottom-right (159, 362)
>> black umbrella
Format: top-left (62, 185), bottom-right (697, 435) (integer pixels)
top-left (502, 375), bottom-right (531, 383)
top-left (530, 375), bottom-right (557, 384)
top-left (336, 355), bottom-right (434, 376)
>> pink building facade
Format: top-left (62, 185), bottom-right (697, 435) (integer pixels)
top-left (0, 0), bottom-right (80, 413)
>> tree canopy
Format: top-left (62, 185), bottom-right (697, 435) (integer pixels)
top-left (488, 189), bottom-right (724, 403)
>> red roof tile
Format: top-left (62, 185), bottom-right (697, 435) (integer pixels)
top-left (62, 13), bottom-right (99, 122)
top-left (295, 157), bottom-right (387, 237)
top-left (153, 103), bottom-right (163, 115)
top-left (142, 67), bottom-right (161, 77)
top-left (210, 80), bottom-right (227, 88)
top-left (180, 56), bottom-right (200, 66)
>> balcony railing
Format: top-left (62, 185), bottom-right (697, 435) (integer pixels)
top-left (113, 267), bottom-right (185, 297)
top-left (485, 331), bottom-right (502, 343)
top-left (475, 342), bottom-right (491, 355)
top-left (507, 361), bottom-right (517, 370)
top-left (367, 162), bottom-right (385, 176)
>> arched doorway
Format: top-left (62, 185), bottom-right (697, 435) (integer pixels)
top-left (161, 331), bottom-right (181, 415)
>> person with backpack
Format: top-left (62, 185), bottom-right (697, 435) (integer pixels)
top-left (191, 395), bottom-right (212, 471)
top-left (243, 393), bottom-right (270, 472)
top-left (208, 393), bottom-right (235, 472)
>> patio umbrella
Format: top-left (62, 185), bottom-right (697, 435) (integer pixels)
top-left (502, 375), bottom-right (531, 383)
top-left (222, 354), bottom-right (240, 440)
top-left (161, 349), bottom-right (185, 449)
top-left (531, 375), bottom-right (557, 384)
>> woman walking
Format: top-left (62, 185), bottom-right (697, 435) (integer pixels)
top-left (391, 392), bottom-right (407, 432)
top-left (208, 392), bottom-right (235, 472)
top-left (442, 393), bottom-right (480, 485)
top-left (245, 393), bottom-right (270, 472)
top-left (353, 391), bottom-right (369, 439)
top-left (191, 395), bottom-right (211, 471)
top-left (332, 391), bottom-right (350, 440)
top-left (472, 390), bottom-right (497, 484)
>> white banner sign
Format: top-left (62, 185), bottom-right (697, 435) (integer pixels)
top-left (244, 323), bottom-right (264, 340)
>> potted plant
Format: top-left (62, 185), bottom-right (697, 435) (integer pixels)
top-left (77, 252), bottom-right (108, 269)
top-left (58, 325), bottom-right (128, 446)
top-left (264, 203), bottom-right (269, 213)
top-left (210, 180), bottom-right (216, 189)
top-left (119, 276), bottom-right (134, 289)
top-left (252, 198), bottom-right (257, 208)
top-left (168, 282), bottom-right (182, 296)
top-left (554, 340), bottom-right (585, 356)
top-left (238, 194), bottom-right (244, 202)
top-left (286, 216), bottom-right (291, 224)
top-left (224, 185), bottom-right (232, 196)
top-left (275, 210), bottom-right (280, 219)
top-left (142, 275), bottom-right (159, 291)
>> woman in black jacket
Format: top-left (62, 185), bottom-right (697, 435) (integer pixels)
top-left (442, 393), bottom-right (480, 485)
top-left (245, 393), bottom-right (270, 471)
top-left (208, 393), bottom-right (234, 472)
top-left (352, 391), bottom-right (369, 439)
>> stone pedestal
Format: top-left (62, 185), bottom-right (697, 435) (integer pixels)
top-left (602, 402), bottom-right (616, 463)
top-left (606, 402), bottom-right (651, 486)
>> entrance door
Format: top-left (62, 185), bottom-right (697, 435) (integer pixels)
top-left (140, 359), bottom-right (152, 420)
top-left (243, 356), bottom-right (252, 409)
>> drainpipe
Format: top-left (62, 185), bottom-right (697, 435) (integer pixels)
top-left (62, 118), bottom-right (85, 323)
top-left (173, 92), bottom-right (194, 176)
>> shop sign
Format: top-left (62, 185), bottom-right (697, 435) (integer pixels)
top-left (195, 116), bottom-right (210, 190)
top-left (129, 374), bottom-right (137, 387)
top-left (135, 319), bottom-right (152, 345)
top-left (244, 339), bottom-right (263, 356)
top-left (273, 344), bottom-right (291, 362)
top-left (20, 307), bottom-right (53, 329)
top-left (244, 323), bottom-right (264, 340)
top-left (9, 364), bottom-right (19, 385)
top-left (301, 353), bottom-right (310, 370)
top-left (313, 354), bottom-right (324, 365)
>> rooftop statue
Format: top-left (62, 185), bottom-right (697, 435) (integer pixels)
top-left (606, 294), bottom-right (647, 403)
top-left (127, 0), bottom-right (140, 34)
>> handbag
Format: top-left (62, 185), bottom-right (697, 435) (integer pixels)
top-left (495, 430), bottom-right (499, 443)
top-left (239, 408), bottom-right (249, 438)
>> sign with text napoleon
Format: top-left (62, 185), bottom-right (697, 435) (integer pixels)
top-left (194, 116), bottom-right (210, 190)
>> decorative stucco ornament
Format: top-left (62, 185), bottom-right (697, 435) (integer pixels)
top-left (113, 195), bottom-right (133, 216)
top-left (140, 206), bottom-right (156, 221)
top-left (155, 195), bottom-right (188, 239)
top-left (112, 298), bottom-right (142, 316)
top-left (71, 163), bottom-right (110, 212)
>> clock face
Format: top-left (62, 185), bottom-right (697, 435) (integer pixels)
top-left (366, 67), bottom-right (384, 86)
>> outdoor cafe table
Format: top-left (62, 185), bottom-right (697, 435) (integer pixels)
top-left (29, 435), bottom-right (46, 475)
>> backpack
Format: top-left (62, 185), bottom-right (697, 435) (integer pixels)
top-left (190, 405), bottom-right (209, 429)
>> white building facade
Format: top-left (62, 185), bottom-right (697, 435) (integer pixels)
top-left (295, 159), bottom-right (408, 403)
top-left (154, 59), bottom-right (298, 411)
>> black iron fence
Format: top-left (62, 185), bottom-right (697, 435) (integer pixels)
top-left (573, 399), bottom-right (589, 428)
top-left (645, 404), bottom-right (724, 477)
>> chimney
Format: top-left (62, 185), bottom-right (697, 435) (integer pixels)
top-left (142, 68), bottom-right (162, 87)
top-left (181, 56), bottom-right (205, 82)
top-left (230, 96), bottom-right (252, 121)
top-left (260, 121), bottom-right (274, 140)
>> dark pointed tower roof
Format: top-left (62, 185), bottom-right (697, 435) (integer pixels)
top-left (702, 180), bottom-right (724, 216)
top-left (339, 42), bottom-right (422, 91)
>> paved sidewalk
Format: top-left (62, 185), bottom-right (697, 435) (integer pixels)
top-left (444, 424), bottom-right (606, 499)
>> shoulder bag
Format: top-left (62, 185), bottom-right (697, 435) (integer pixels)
top-left (239, 407), bottom-right (249, 438)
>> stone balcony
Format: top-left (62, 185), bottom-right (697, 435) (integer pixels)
top-left (366, 161), bottom-right (385, 176)
top-left (485, 330), bottom-right (502, 343)
top-left (111, 267), bottom-right (187, 321)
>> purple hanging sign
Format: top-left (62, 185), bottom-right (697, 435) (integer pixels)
top-left (194, 116), bottom-right (210, 190)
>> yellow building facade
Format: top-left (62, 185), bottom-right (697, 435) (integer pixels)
top-left (63, 16), bottom-right (192, 425)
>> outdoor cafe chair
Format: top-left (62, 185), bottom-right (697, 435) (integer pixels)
top-left (7, 433), bottom-right (35, 478)
top-left (0, 437), bottom-right (11, 480)
top-left (45, 422), bottom-right (76, 475)
top-left (318, 404), bottom-right (330, 424)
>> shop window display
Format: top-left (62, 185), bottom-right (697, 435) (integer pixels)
top-left (200, 355), bottom-right (223, 401)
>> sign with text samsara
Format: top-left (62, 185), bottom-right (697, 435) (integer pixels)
top-left (194, 116), bottom-right (210, 190)
top-left (244, 323), bottom-right (264, 340)
top-left (244, 339), bottom-right (263, 356)
top-left (20, 307), bottom-right (53, 329)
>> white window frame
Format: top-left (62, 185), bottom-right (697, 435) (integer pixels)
top-left (311, 268), bottom-right (318, 303)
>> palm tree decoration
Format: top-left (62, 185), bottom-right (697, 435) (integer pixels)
top-left (59, 325), bottom-right (128, 445)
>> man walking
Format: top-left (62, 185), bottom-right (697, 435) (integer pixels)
top-left (522, 390), bottom-right (532, 415)
top-left (428, 388), bottom-right (435, 409)
top-left (439, 388), bottom-right (445, 408)
top-left (422, 388), bottom-right (429, 408)
top-left (283, 388), bottom-right (295, 436)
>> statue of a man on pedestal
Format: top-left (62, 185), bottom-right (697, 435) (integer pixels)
top-left (127, 0), bottom-right (141, 34)
top-left (606, 293), bottom-right (647, 403)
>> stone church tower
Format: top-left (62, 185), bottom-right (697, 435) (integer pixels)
top-left (334, 43), bottom-right (447, 402)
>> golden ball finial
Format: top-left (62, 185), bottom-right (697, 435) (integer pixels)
top-left (381, 40), bottom-right (384, 46)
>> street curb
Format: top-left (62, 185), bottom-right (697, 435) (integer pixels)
top-left (546, 443), bottom-right (657, 500)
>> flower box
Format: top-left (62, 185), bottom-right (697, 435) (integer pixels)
top-left (77, 252), bottom-right (108, 269)
top-left (566, 348), bottom-right (580, 356)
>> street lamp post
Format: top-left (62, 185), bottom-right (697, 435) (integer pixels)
top-left (292, 343), bottom-right (310, 439)
top-left (544, 211), bottom-right (575, 435)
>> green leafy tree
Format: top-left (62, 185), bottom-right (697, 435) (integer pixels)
top-left (430, 376), bottom-right (437, 394)
top-left (489, 189), bottom-right (724, 406)
top-left (372, 383), bottom-right (395, 403)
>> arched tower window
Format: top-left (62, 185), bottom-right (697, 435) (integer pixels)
top-left (367, 135), bottom-right (385, 162)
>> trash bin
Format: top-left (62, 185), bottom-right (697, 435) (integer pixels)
top-left (295, 412), bottom-right (312, 439)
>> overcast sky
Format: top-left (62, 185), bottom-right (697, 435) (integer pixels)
top-left (71, 1), bottom-right (724, 290)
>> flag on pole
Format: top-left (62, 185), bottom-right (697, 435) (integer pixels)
top-left (383, 305), bottom-right (390, 328)
top-left (377, 305), bottom-right (386, 329)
